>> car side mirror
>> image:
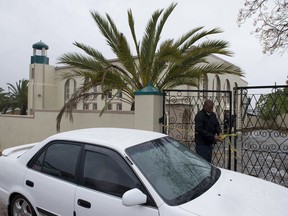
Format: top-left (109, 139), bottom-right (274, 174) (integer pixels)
top-left (122, 188), bottom-right (147, 206)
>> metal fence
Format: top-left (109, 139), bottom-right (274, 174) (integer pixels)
top-left (162, 89), bottom-right (232, 169)
top-left (234, 85), bottom-right (288, 187)
top-left (163, 85), bottom-right (288, 187)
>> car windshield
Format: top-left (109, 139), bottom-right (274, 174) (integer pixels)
top-left (125, 136), bottom-right (220, 205)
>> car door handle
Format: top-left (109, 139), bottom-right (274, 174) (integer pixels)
top-left (26, 180), bottom-right (34, 187)
top-left (77, 199), bottom-right (91, 209)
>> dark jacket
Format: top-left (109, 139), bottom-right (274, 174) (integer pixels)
top-left (195, 109), bottom-right (221, 145)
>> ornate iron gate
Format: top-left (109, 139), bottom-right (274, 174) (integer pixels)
top-left (234, 85), bottom-right (288, 187)
top-left (162, 89), bottom-right (233, 169)
top-left (162, 86), bottom-right (288, 187)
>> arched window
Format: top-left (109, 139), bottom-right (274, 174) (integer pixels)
top-left (64, 79), bottom-right (76, 102)
top-left (224, 79), bottom-right (231, 109)
top-left (83, 78), bottom-right (93, 103)
top-left (212, 75), bottom-right (221, 117)
top-left (212, 75), bottom-right (221, 99)
top-left (84, 78), bottom-right (89, 86)
top-left (64, 80), bottom-right (70, 101)
top-left (234, 82), bottom-right (239, 110)
top-left (83, 78), bottom-right (99, 100)
top-left (215, 75), bottom-right (221, 91)
top-left (225, 79), bottom-right (231, 91)
top-left (203, 74), bottom-right (208, 99)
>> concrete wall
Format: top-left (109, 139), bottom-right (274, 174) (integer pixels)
top-left (0, 93), bottom-right (164, 150)
top-left (0, 110), bottom-right (135, 150)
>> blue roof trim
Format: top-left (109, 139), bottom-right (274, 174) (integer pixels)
top-left (32, 41), bottom-right (49, 50)
top-left (134, 82), bottom-right (163, 95)
top-left (31, 56), bottom-right (49, 64)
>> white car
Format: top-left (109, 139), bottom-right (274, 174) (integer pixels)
top-left (0, 128), bottom-right (287, 216)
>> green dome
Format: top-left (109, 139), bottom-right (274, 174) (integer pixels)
top-left (32, 41), bottom-right (49, 50)
top-left (134, 82), bottom-right (163, 95)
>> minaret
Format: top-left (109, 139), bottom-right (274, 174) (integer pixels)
top-left (31, 41), bottom-right (49, 64)
top-left (28, 41), bottom-right (56, 114)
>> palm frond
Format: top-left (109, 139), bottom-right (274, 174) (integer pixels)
top-left (139, 9), bottom-right (163, 85)
top-left (151, 39), bottom-right (180, 85)
top-left (154, 3), bottom-right (177, 49)
top-left (58, 52), bottom-right (107, 71)
top-left (195, 40), bottom-right (234, 56)
top-left (195, 62), bottom-right (244, 76)
top-left (90, 11), bottom-right (119, 54)
top-left (174, 27), bottom-right (204, 48)
top-left (56, 3), bottom-right (244, 131)
top-left (128, 10), bottom-right (140, 58)
top-left (73, 42), bottom-right (109, 63)
top-left (56, 91), bottom-right (99, 132)
top-left (180, 28), bottom-right (224, 52)
top-left (115, 33), bottom-right (139, 82)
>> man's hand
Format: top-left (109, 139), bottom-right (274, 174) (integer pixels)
top-left (215, 134), bottom-right (225, 142)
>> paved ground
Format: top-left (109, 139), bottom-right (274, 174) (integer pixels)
top-left (0, 151), bottom-right (7, 215)
top-left (0, 202), bottom-right (7, 216)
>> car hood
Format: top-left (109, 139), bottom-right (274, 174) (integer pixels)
top-left (179, 168), bottom-right (288, 216)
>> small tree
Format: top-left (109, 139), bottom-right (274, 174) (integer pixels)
top-left (56, 3), bottom-right (243, 131)
top-left (256, 84), bottom-right (288, 120)
top-left (7, 79), bottom-right (29, 115)
top-left (0, 87), bottom-right (10, 114)
top-left (237, 0), bottom-right (288, 54)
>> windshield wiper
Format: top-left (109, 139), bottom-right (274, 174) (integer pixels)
top-left (174, 175), bottom-right (211, 204)
top-left (179, 167), bottom-right (221, 203)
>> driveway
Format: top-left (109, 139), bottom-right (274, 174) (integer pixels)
top-left (0, 202), bottom-right (7, 216)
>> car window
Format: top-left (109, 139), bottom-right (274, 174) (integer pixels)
top-left (29, 142), bottom-right (82, 182)
top-left (83, 151), bottom-right (136, 196)
top-left (126, 136), bottom-right (220, 206)
top-left (82, 147), bottom-right (156, 206)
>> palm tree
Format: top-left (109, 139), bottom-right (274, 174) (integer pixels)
top-left (56, 3), bottom-right (243, 131)
top-left (0, 87), bottom-right (10, 114)
top-left (7, 79), bottom-right (29, 115)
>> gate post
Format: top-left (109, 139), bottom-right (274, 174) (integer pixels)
top-left (134, 83), bottom-right (163, 132)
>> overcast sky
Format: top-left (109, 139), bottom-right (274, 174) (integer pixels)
top-left (0, 0), bottom-right (287, 91)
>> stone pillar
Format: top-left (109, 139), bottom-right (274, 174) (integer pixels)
top-left (134, 83), bottom-right (163, 132)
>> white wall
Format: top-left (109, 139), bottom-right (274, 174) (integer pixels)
top-left (0, 110), bottom-right (135, 150)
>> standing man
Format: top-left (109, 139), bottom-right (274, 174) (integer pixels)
top-left (195, 99), bottom-right (222, 163)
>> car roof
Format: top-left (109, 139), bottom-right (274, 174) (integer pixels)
top-left (45, 128), bottom-right (167, 151)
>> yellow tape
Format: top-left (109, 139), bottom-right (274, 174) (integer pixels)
top-left (162, 124), bottom-right (238, 137)
top-left (162, 124), bottom-right (239, 155)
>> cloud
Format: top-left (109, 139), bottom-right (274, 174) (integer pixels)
top-left (0, 0), bottom-right (287, 90)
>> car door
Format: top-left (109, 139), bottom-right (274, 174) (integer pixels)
top-left (25, 141), bottom-right (82, 216)
top-left (74, 145), bottom-right (159, 216)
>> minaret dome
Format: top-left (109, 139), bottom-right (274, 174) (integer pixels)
top-left (31, 40), bottom-right (49, 64)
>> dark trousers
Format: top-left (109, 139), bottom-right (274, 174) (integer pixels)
top-left (196, 144), bottom-right (213, 163)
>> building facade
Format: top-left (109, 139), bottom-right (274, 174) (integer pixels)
top-left (28, 41), bottom-right (247, 115)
